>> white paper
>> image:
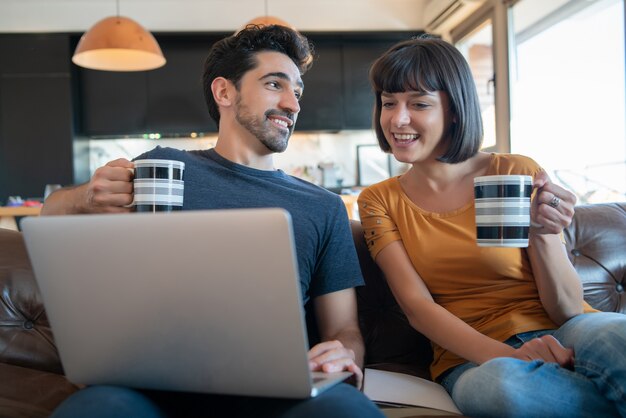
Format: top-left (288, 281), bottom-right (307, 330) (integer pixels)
top-left (363, 368), bottom-right (462, 414)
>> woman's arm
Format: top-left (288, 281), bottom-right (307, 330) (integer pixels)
top-left (376, 241), bottom-right (516, 364)
top-left (377, 240), bottom-right (575, 366)
top-left (526, 172), bottom-right (584, 325)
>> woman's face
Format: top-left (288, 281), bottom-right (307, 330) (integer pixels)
top-left (379, 90), bottom-right (453, 165)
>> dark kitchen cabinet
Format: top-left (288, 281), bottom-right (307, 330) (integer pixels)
top-left (342, 37), bottom-right (412, 129)
top-left (77, 34), bottom-right (226, 136)
top-left (146, 38), bottom-right (217, 134)
top-left (79, 70), bottom-right (148, 135)
top-left (76, 32), bottom-right (419, 137)
top-left (0, 34), bottom-right (74, 204)
top-left (298, 32), bottom-right (417, 131)
top-left (296, 37), bottom-right (344, 131)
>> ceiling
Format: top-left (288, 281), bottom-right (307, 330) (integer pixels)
top-left (0, 0), bottom-right (437, 33)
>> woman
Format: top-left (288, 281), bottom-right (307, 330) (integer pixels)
top-left (358, 35), bottom-right (625, 418)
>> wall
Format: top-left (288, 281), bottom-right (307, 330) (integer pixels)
top-left (81, 131), bottom-right (405, 189)
top-left (0, 0), bottom-right (429, 33)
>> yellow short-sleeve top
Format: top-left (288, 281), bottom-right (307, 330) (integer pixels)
top-left (358, 153), bottom-right (595, 380)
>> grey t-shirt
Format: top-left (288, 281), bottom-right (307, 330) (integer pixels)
top-left (135, 146), bottom-right (364, 304)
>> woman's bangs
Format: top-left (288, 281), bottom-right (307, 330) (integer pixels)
top-left (376, 51), bottom-right (440, 94)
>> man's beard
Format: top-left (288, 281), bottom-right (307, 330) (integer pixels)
top-left (234, 96), bottom-right (294, 153)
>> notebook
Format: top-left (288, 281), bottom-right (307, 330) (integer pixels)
top-left (21, 208), bottom-right (352, 398)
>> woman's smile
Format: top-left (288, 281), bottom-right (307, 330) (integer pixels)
top-left (392, 133), bottom-right (420, 146)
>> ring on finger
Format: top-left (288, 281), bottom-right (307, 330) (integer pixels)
top-left (548, 195), bottom-right (560, 209)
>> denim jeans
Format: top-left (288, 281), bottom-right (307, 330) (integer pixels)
top-left (439, 312), bottom-right (626, 418)
top-left (50, 382), bottom-right (384, 418)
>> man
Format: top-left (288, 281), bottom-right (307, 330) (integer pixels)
top-left (45, 25), bottom-right (383, 418)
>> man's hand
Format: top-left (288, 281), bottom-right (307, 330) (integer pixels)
top-left (82, 158), bottom-right (135, 212)
top-left (41, 158), bottom-right (135, 215)
top-left (511, 335), bottom-right (574, 369)
top-left (308, 340), bottom-right (363, 389)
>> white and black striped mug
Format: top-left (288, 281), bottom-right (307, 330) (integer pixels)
top-left (132, 159), bottom-right (185, 212)
top-left (473, 175), bottom-right (532, 247)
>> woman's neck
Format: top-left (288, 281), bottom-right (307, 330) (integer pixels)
top-left (399, 152), bottom-right (492, 212)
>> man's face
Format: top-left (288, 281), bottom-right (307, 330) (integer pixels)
top-left (234, 51), bottom-right (304, 153)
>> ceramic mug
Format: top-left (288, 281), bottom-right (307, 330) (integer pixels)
top-left (133, 159), bottom-right (185, 212)
top-left (473, 175), bottom-right (533, 247)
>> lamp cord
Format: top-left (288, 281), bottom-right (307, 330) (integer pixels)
top-left (264, 0), bottom-right (268, 17)
top-left (116, 0), bottom-right (120, 17)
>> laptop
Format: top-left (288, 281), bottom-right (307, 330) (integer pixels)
top-left (21, 208), bottom-right (352, 398)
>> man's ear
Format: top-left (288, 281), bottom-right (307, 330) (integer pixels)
top-left (211, 77), bottom-right (235, 108)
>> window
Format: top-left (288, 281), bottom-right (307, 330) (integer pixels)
top-left (456, 20), bottom-right (497, 150)
top-left (510, 0), bottom-right (626, 203)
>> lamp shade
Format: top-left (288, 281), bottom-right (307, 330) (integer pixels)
top-left (244, 15), bottom-right (295, 29)
top-left (72, 16), bottom-right (166, 72)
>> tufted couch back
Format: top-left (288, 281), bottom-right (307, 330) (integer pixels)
top-left (0, 229), bottom-right (79, 417)
top-left (0, 229), bottom-right (61, 374)
top-left (353, 202), bottom-right (626, 378)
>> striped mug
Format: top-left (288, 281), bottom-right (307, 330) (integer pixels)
top-left (133, 159), bottom-right (185, 212)
top-left (473, 175), bottom-right (532, 247)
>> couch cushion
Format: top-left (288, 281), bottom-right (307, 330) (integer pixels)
top-left (0, 362), bottom-right (79, 418)
top-left (564, 203), bottom-right (626, 313)
top-left (0, 228), bottom-right (64, 374)
top-left (352, 220), bottom-right (432, 378)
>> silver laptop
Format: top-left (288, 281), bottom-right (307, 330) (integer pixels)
top-left (21, 208), bottom-right (351, 398)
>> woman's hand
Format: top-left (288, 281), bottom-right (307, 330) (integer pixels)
top-left (531, 171), bottom-right (577, 235)
top-left (511, 335), bottom-right (574, 369)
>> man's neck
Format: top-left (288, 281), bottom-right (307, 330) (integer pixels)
top-left (213, 136), bottom-right (276, 171)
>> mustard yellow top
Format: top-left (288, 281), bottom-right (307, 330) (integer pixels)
top-left (358, 153), bottom-right (595, 380)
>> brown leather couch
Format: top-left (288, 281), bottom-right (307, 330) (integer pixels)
top-left (0, 202), bottom-right (624, 417)
top-left (0, 228), bottom-right (80, 418)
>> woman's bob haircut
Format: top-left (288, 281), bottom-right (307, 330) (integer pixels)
top-left (369, 35), bottom-right (483, 164)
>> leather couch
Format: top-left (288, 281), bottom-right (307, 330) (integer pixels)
top-left (0, 202), bottom-right (624, 417)
top-left (0, 228), bottom-right (79, 418)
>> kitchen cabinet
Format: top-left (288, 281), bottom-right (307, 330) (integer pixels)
top-left (146, 37), bottom-right (218, 134)
top-left (76, 31), bottom-right (418, 137)
top-left (300, 32), bottom-right (417, 131)
top-left (342, 35), bottom-right (414, 129)
top-left (77, 34), bottom-right (226, 136)
top-left (0, 34), bottom-right (70, 74)
top-left (0, 34), bottom-right (74, 204)
top-left (296, 37), bottom-right (344, 131)
top-left (79, 70), bottom-right (148, 135)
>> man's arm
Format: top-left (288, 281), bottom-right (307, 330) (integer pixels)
top-left (41, 158), bottom-right (134, 215)
top-left (309, 288), bottom-right (364, 388)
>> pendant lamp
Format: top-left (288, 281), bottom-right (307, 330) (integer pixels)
top-left (241, 0), bottom-right (295, 31)
top-left (72, 0), bottom-right (165, 72)
top-left (245, 15), bottom-right (294, 29)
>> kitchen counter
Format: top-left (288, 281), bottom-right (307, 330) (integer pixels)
top-left (340, 194), bottom-right (360, 220)
top-left (0, 206), bottom-right (41, 231)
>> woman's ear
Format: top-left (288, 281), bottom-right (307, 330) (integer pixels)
top-left (211, 77), bottom-right (234, 108)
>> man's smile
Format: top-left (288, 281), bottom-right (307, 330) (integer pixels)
top-left (267, 111), bottom-right (294, 131)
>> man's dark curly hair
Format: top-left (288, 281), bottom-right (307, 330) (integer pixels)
top-left (202, 25), bottom-right (314, 124)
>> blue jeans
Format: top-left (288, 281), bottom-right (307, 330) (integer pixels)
top-left (50, 382), bottom-right (384, 418)
top-left (439, 312), bottom-right (626, 418)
